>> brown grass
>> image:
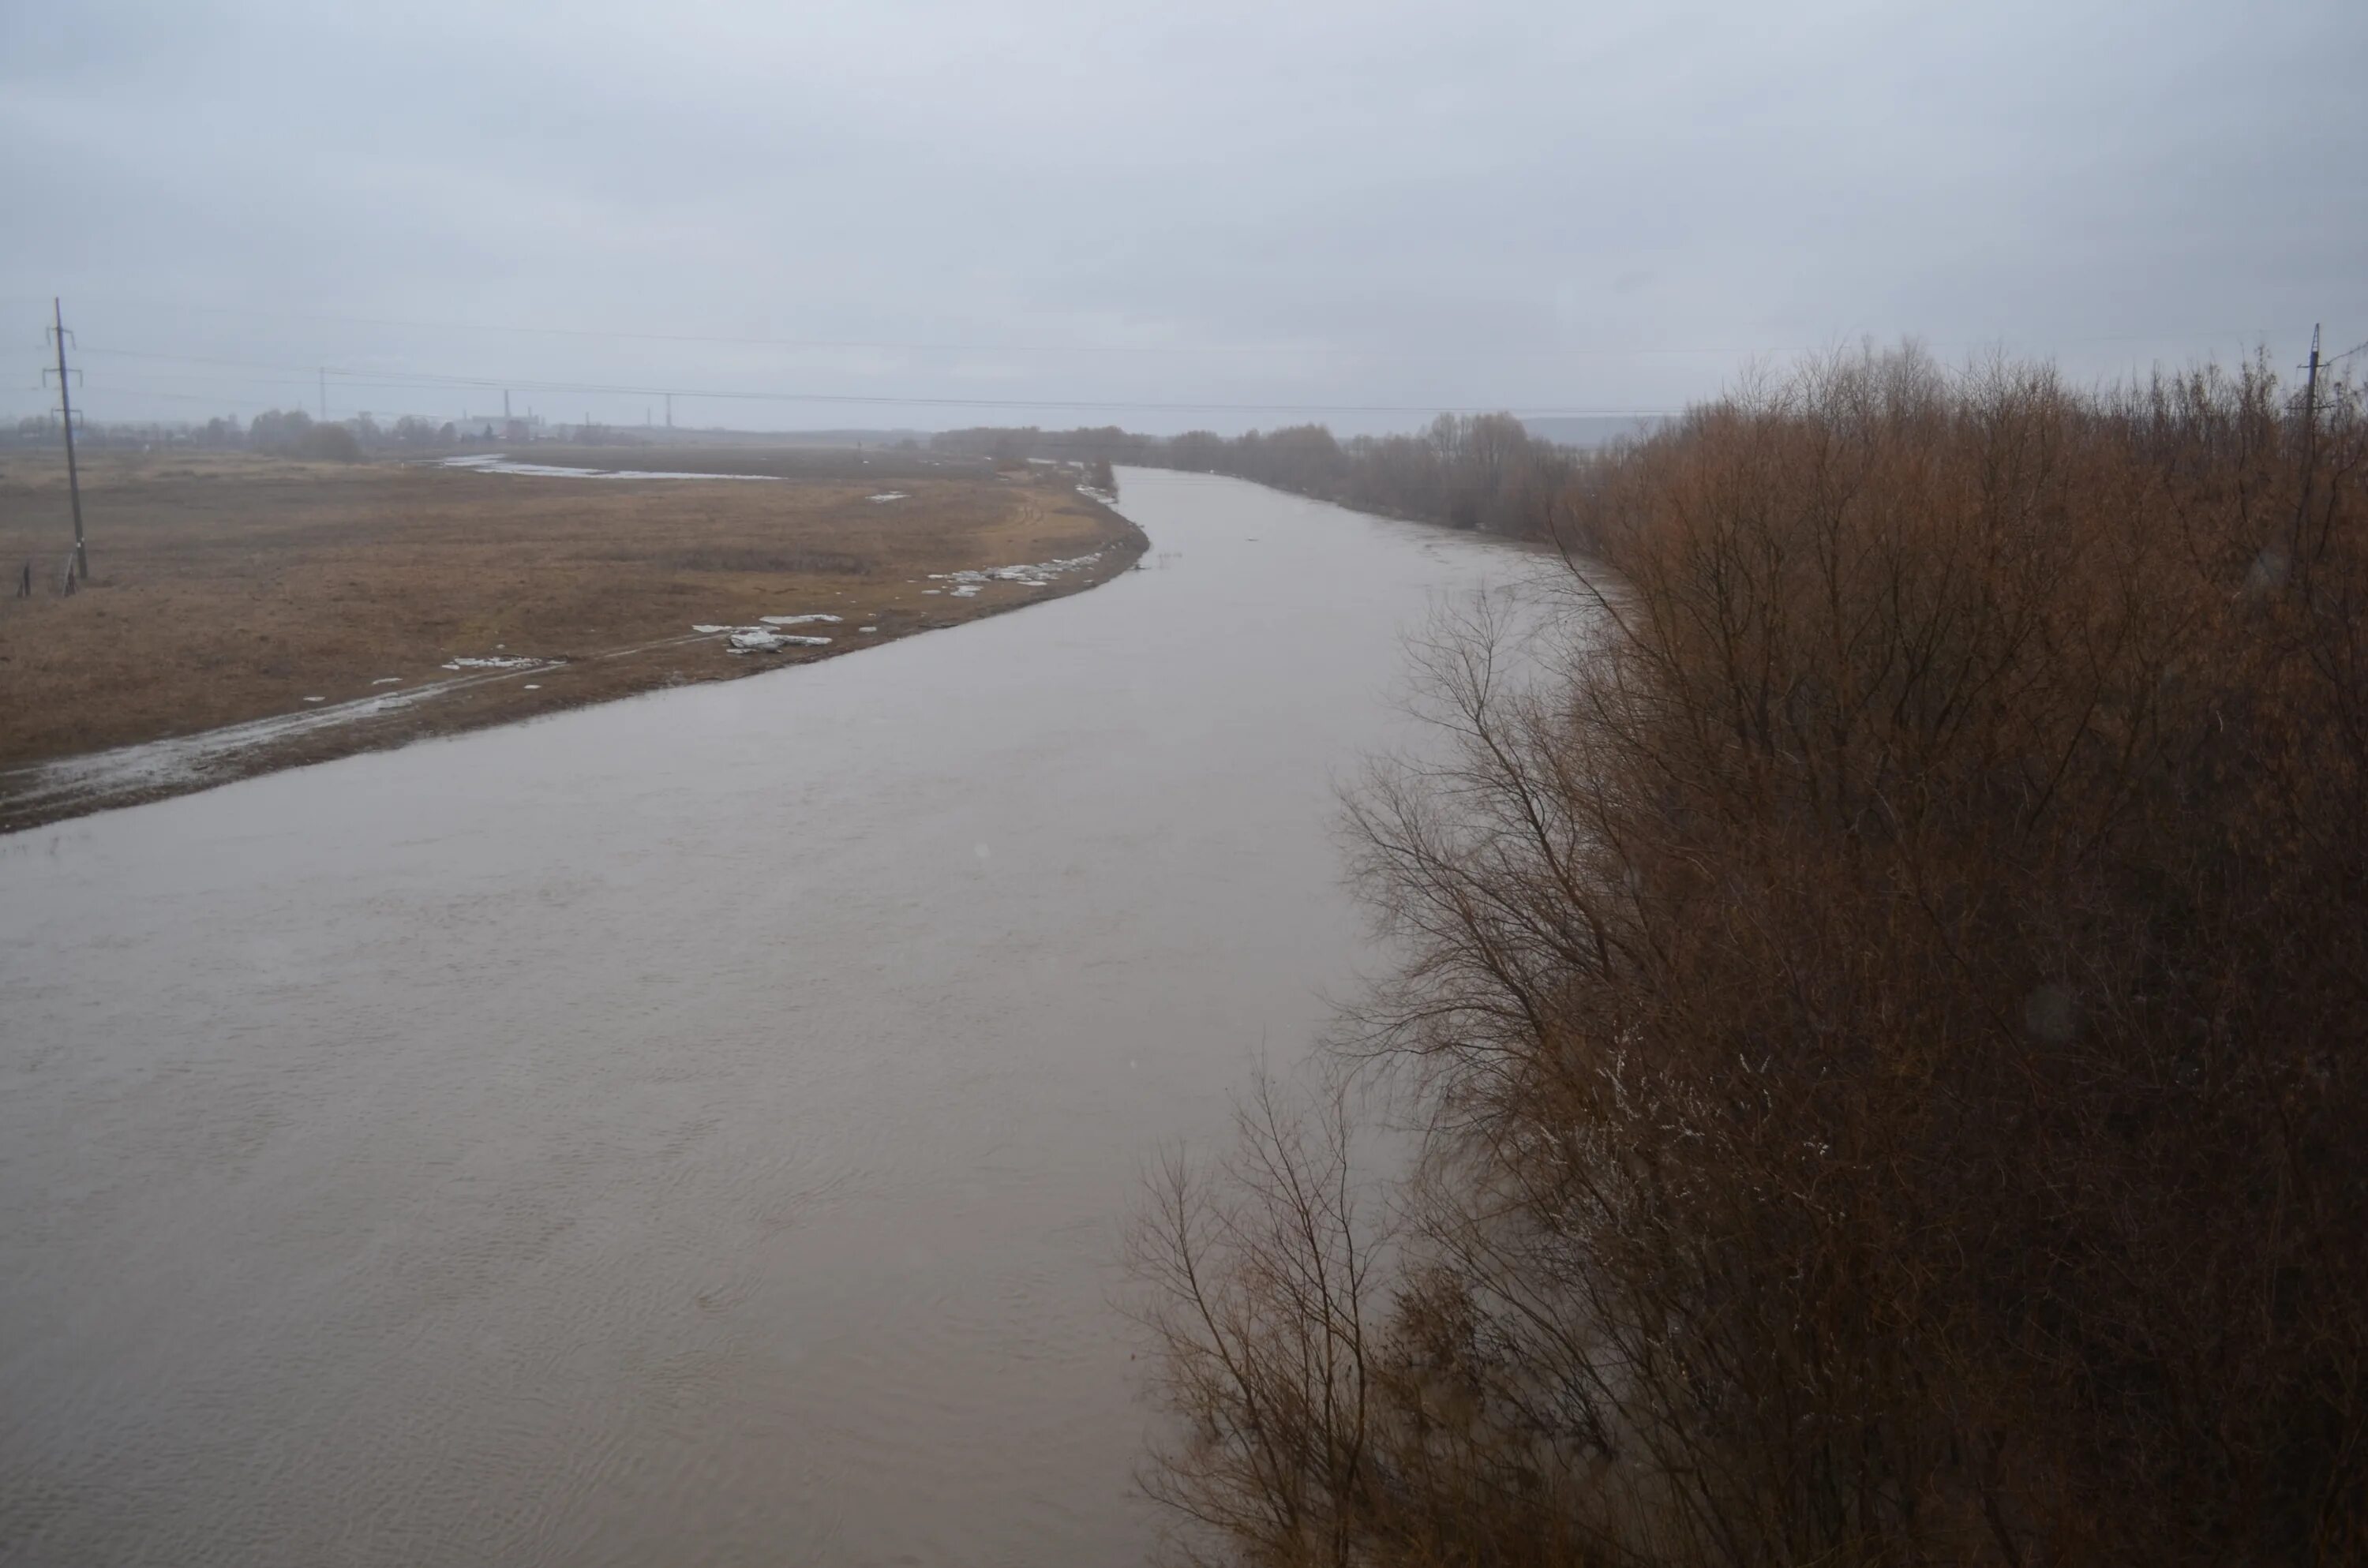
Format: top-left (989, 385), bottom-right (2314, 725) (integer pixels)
top-left (0, 447), bottom-right (1141, 821)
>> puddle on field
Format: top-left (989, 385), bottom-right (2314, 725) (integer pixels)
top-left (437, 455), bottom-right (781, 481)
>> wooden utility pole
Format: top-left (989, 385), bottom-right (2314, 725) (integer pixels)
top-left (44, 298), bottom-right (88, 584)
top-left (2291, 324), bottom-right (2325, 579)
top-left (2303, 324), bottom-right (2322, 428)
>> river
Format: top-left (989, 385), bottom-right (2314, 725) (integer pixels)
top-left (0, 470), bottom-right (1529, 1567)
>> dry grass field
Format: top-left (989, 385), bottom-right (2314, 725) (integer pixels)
top-left (0, 446), bottom-right (1143, 826)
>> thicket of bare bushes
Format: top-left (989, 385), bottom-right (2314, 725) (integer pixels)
top-left (242, 409), bottom-right (362, 461)
top-left (1166, 414), bottom-right (1572, 535)
top-left (1129, 346), bottom-right (2368, 1566)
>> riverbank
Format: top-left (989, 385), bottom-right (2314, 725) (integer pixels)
top-left (0, 449), bottom-right (1145, 830)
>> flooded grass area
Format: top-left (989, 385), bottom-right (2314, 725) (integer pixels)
top-left (0, 447), bottom-right (1143, 827)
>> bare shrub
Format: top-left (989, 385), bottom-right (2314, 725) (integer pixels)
top-left (1131, 346), bottom-right (2368, 1566)
top-left (1126, 1076), bottom-right (1392, 1567)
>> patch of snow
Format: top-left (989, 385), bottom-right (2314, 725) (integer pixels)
top-left (924, 550), bottom-right (1106, 593)
top-left (2, 664), bottom-right (530, 813)
top-left (867, 492), bottom-right (909, 503)
top-left (371, 676), bottom-right (403, 685)
top-left (858, 625), bottom-right (879, 632)
top-left (725, 628), bottom-right (833, 653)
top-left (440, 655), bottom-right (551, 672)
top-left (692, 624), bottom-right (730, 634)
top-left (302, 696), bottom-right (324, 703)
top-left (757, 613), bottom-right (844, 626)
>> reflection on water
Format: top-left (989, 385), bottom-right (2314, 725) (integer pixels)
top-left (0, 471), bottom-right (1527, 1567)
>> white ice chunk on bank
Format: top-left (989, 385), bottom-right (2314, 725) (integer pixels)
top-left (924, 550), bottom-right (1104, 592)
top-left (726, 628), bottom-right (834, 653)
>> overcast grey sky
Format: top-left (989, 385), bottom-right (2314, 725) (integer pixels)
top-left (4, 0), bottom-right (2362, 435)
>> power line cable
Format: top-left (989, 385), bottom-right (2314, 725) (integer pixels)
top-left (3, 293), bottom-right (2295, 363)
top-left (6, 294), bottom-right (1790, 360)
top-left (36, 312), bottom-right (2344, 427)
top-left (69, 345), bottom-right (1681, 417)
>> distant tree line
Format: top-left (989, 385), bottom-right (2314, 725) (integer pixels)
top-left (3, 410), bottom-right (472, 459)
top-left (242, 410), bottom-right (466, 460)
top-left (932, 413), bottom-right (1579, 539)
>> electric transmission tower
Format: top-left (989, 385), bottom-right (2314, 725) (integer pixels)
top-left (41, 298), bottom-right (89, 587)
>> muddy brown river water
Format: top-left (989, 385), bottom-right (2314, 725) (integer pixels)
top-left (0, 471), bottom-right (1531, 1566)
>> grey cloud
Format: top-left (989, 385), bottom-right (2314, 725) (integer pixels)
top-left (3, 0), bottom-right (2361, 434)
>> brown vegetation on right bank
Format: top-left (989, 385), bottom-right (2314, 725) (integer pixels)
top-left (1130, 347), bottom-right (2368, 1566)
